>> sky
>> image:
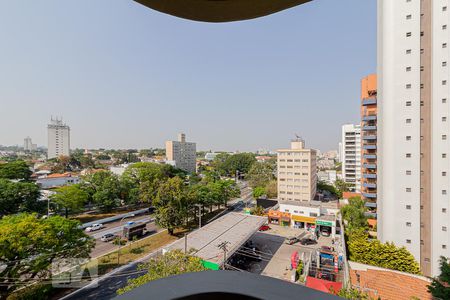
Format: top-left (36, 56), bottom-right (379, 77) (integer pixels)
top-left (0, 0), bottom-right (376, 152)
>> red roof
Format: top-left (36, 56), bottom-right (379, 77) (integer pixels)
top-left (306, 276), bottom-right (342, 294)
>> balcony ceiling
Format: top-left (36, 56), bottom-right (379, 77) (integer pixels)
top-left (134, 0), bottom-right (311, 22)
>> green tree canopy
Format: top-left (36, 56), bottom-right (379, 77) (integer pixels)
top-left (247, 161), bottom-right (276, 189)
top-left (428, 256), bottom-right (450, 299)
top-left (264, 180), bottom-right (278, 199)
top-left (0, 214), bottom-right (95, 296)
top-left (0, 179), bottom-right (43, 216)
top-left (340, 196), bottom-right (368, 232)
top-left (117, 250), bottom-right (206, 295)
top-left (0, 160), bottom-right (32, 180)
top-left (51, 184), bottom-right (89, 217)
top-left (253, 186), bottom-right (266, 199)
top-left (212, 153), bottom-right (256, 176)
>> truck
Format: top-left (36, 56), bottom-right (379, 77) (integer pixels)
top-left (123, 222), bottom-right (146, 241)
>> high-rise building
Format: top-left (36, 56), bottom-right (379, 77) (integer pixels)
top-left (341, 124), bottom-right (361, 192)
top-left (360, 74), bottom-right (378, 218)
top-left (277, 138), bottom-right (317, 202)
top-left (378, 0), bottom-right (450, 276)
top-left (47, 117), bottom-right (70, 159)
top-left (23, 136), bottom-right (37, 151)
top-left (165, 133), bottom-right (197, 173)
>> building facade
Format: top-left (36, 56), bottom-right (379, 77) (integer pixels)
top-left (47, 118), bottom-right (70, 159)
top-left (24, 136), bottom-right (37, 151)
top-left (378, 0), bottom-right (450, 276)
top-left (341, 124), bottom-right (361, 192)
top-left (166, 133), bottom-right (197, 173)
top-left (360, 74), bottom-right (378, 218)
top-left (277, 138), bottom-right (317, 202)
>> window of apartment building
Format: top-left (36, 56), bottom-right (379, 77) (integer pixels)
top-left (406, 118), bottom-right (412, 124)
top-left (406, 153), bottom-right (412, 158)
top-left (406, 32), bottom-right (412, 37)
top-left (406, 49), bottom-right (412, 54)
top-left (406, 222), bottom-right (412, 227)
top-left (287, 159), bottom-right (293, 162)
top-left (406, 84), bottom-right (412, 89)
top-left (421, 66), bottom-right (424, 71)
top-left (406, 170), bottom-right (412, 175)
top-left (406, 136), bottom-right (412, 141)
top-left (443, 245), bottom-right (447, 250)
top-left (443, 80), bottom-right (448, 86)
top-left (406, 205), bottom-right (411, 210)
top-left (406, 188), bottom-right (412, 192)
top-left (443, 99), bottom-right (448, 104)
top-left (443, 154), bottom-right (447, 158)
top-left (443, 208), bottom-right (447, 213)
top-left (444, 6), bottom-right (448, 12)
top-left (421, 101), bottom-right (424, 106)
top-left (443, 190), bottom-right (448, 195)
top-left (406, 239), bottom-right (411, 244)
top-left (406, 14), bottom-right (412, 20)
top-left (443, 25), bottom-right (448, 30)
top-left (444, 43), bottom-right (448, 48)
top-left (420, 31), bottom-right (424, 37)
top-left (444, 62), bottom-right (448, 67)
top-left (443, 135), bottom-right (447, 140)
top-left (420, 48), bottom-right (424, 54)
top-left (420, 84), bottom-right (424, 89)
top-left (406, 101), bottom-right (412, 106)
top-left (443, 172), bottom-right (447, 176)
top-left (310, 213), bottom-right (318, 217)
top-left (443, 117), bottom-right (448, 122)
top-left (443, 226), bottom-right (448, 232)
top-left (285, 209), bottom-right (290, 212)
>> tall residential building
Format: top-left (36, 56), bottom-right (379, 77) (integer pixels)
top-left (277, 138), bottom-right (317, 202)
top-left (165, 133), bottom-right (197, 173)
top-left (360, 74), bottom-right (378, 218)
top-left (23, 136), bottom-right (37, 151)
top-left (341, 124), bottom-right (361, 192)
top-left (378, 0), bottom-right (450, 276)
top-left (47, 118), bottom-right (70, 159)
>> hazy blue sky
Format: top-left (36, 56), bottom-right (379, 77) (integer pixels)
top-left (0, 0), bottom-right (376, 152)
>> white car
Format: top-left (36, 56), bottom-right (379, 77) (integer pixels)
top-left (85, 223), bottom-right (104, 232)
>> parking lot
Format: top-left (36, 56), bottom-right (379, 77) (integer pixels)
top-left (228, 224), bottom-right (337, 282)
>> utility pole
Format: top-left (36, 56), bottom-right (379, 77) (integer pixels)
top-left (184, 233), bottom-right (188, 254)
top-left (217, 241), bottom-right (230, 270)
top-left (194, 204), bottom-right (202, 228)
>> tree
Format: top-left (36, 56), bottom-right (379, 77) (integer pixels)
top-left (265, 180), bottom-right (278, 199)
top-left (117, 250), bottom-right (207, 295)
top-left (0, 160), bottom-right (32, 180)
top-left (0, 214), bottom-right (95, 296)
top-left (51, 185), bottom-right (89, 217)
top-left (82, 170), bottom-right (122, 211)
top-left (428, 256), bottom-right (450, 299)
top-left (340, 196), bottom-right (367, 232)
top-left (335, 178), bottom-right (351, 198)
top-left (0, 179), bottom-right (43, 216)
top-left (338, 286), bottom-right (372, 299)
top-left (212, 153), bottom-right (256, 176)
top-left (247, 161), bottom-right (276, 189)
top-left (317, 181), bottom-right (339, 197)
top-left (251, 206), bottom-right (265, 216)
top-left (154, 177), bottom-right (191, 235)
top-left (253, 186), bottom-right (266, 199)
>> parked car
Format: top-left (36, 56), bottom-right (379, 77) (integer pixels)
top-left (285, 236), bottom-right (300, 245)
top-left (320, 227), bottom-right (331, 237)
top-left (299, 238), bottom-right (317, 246)
top-left (259, 225), bottom-right (271, 231)
top-left (101, 233), bottom-right (117, 242)
top-left (85, 223), bottom-right (104, 232)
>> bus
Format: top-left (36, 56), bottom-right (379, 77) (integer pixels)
top-left (123, 222), bottom-right (146, 241)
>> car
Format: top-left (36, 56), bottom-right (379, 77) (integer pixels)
top-left (299, 238), bottom-right (317, 246)
top-left (259, 225), bottom-right (271, 231)
top-left (126, 221), bottom-right (135, 226)
top-left (101, 233), bottom-right (117, 242)
top-left (285, 236), bottom-right (300, 245)
top-left (85, 223), bottom-right (104, 232)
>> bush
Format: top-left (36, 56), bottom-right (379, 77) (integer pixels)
top-left (7, 284), bottom-right (53, 300)
top-left (296, 260), bottom-right (304, 277)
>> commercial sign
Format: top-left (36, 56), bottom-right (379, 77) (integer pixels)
top-left (316, 220), bottom-right (333, 227)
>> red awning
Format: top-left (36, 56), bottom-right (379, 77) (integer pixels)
top-left (306, 276), bottom-right (342, 294)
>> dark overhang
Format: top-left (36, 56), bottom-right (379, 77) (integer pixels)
top-left (133, 0), bottom-right (312, 23)
top-left (115, 270), bottom-right (341, 300)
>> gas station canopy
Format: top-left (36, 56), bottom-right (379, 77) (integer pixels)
top-left (134, 0), bottom-right (311, 23)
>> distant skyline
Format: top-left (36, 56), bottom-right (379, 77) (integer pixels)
top-left (0, 0), bottom-right (376, 152)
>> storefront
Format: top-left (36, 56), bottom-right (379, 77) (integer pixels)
top-left (268, 210), bottom-right (291, 226)
top-left (315, 216), bottom-right (336, 238)
top-left (291, 215), bottom-right (317, 230)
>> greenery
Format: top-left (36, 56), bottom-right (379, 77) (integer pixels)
top-left (296, 260), bottom-right (304, 277)
top-left (117, 249), bottom-right (207, 295)
top-left (247, 161), bottom-right (276, 189)
top-left (428, 256), bottom-right (450, 299)
top-left (212, 153), bottom-right (256, 176)
top-left (0, 179), bottom-right (43, 216)
top-left (0, 160), bottom-right (32, 180)
top-left (51, 184), bottom-right (89, 217)
top-left (6, 284), bottom-right (53, 300)
top-left (342, 197), bottom-right (420, 275)
top-left (264, 180), bottom-right (277, 198)
top-left (317, 180), bottom-right (339, 197)
top-left (253, 186), bottom-right (266, 199)
top-left (0, 214), bottom-right (95, 296)
top-left (335, 178), bottom-right (351, 198)
top-left (251, 206), bottom-right (265, 216)
top-left (337, 286), bottom-right (372, 300)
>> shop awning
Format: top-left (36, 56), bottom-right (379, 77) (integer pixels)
top-left (292, 215), bottom-right (316, 223)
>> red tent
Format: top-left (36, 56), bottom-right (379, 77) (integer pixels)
top-left (306, 276), bottom-right (342, 294)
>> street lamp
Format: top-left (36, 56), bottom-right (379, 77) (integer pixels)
top-left (117, 213), bottom-right (135, 265)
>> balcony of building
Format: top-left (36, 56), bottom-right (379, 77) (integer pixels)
top-left (362, 192), bottom-right (377, 199)
top-left (362, 154), bottom-right (377, 160)
top-left (362, 182), bottom-right (377, 189)
top-left (362, 98), bottom-right (377, 106)
top-left (362, 163), bottom-right (377, 170)
top-left (362, 144), bottom-right (376, 150)
top-left (362, 173), bottom-right (377, 179)
top-left (362, 135), bottom-right (377, 141)
top-left (364, 201), bottom-right (377, 209)
top-left (362, 125), bottom-right (377, 131)
top-left (362, 115), bottom-right (377, 121)
top-left (364, 211), bottom-right (377, 219)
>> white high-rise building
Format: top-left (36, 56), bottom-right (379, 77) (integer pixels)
top-left (47, 118), bottom-right (70, 159)
top-left (378, 0), bottom-right (450, 276)
top-left (23, 136), bottom-right (37, 151)
top-left (165, 133), bottom-right (197, 173)
top-left (341, 124), bottom-right (361, 192)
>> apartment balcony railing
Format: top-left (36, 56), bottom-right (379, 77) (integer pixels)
top-left (363, 192), bottom-right (377, 199)
top-left (364, 201), bottom-right (377, 208)
top-left (363, 145), bottom-right (377, 150)
top-left (362, 98), bottom-right (377, 106)
top-left (362, 125), bottom-right (377, 131)
top-left (363, 164), bottom-right (377, 169)
top-left (362, 115), bottom-right (377, 121)
top-left (363, 182), bottom-right (377, 189)
top-left (363, 173), bottom-right (377, 179)
top-left (362, 135), bottom-right (377, 141)
top-left (363, 154), bottom-right (377, 159)
top-left (364, 212), bottom-right (377, 219)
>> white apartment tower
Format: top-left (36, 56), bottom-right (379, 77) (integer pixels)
top-left (341, 124), bottom-right (362, 192)
top-left (277, 138), bottom-right (317, 202)
top-left (47, 117), bottom-right (70, 159)
top-left (165, 133), bottom-right (197, 173)
top-left (378, 0), bottom-right (450, 276)
top-left (23, 136), bottom-right (37, 151)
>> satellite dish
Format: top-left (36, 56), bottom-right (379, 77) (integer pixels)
top-left (134, 0), bottom-right (311, 23)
